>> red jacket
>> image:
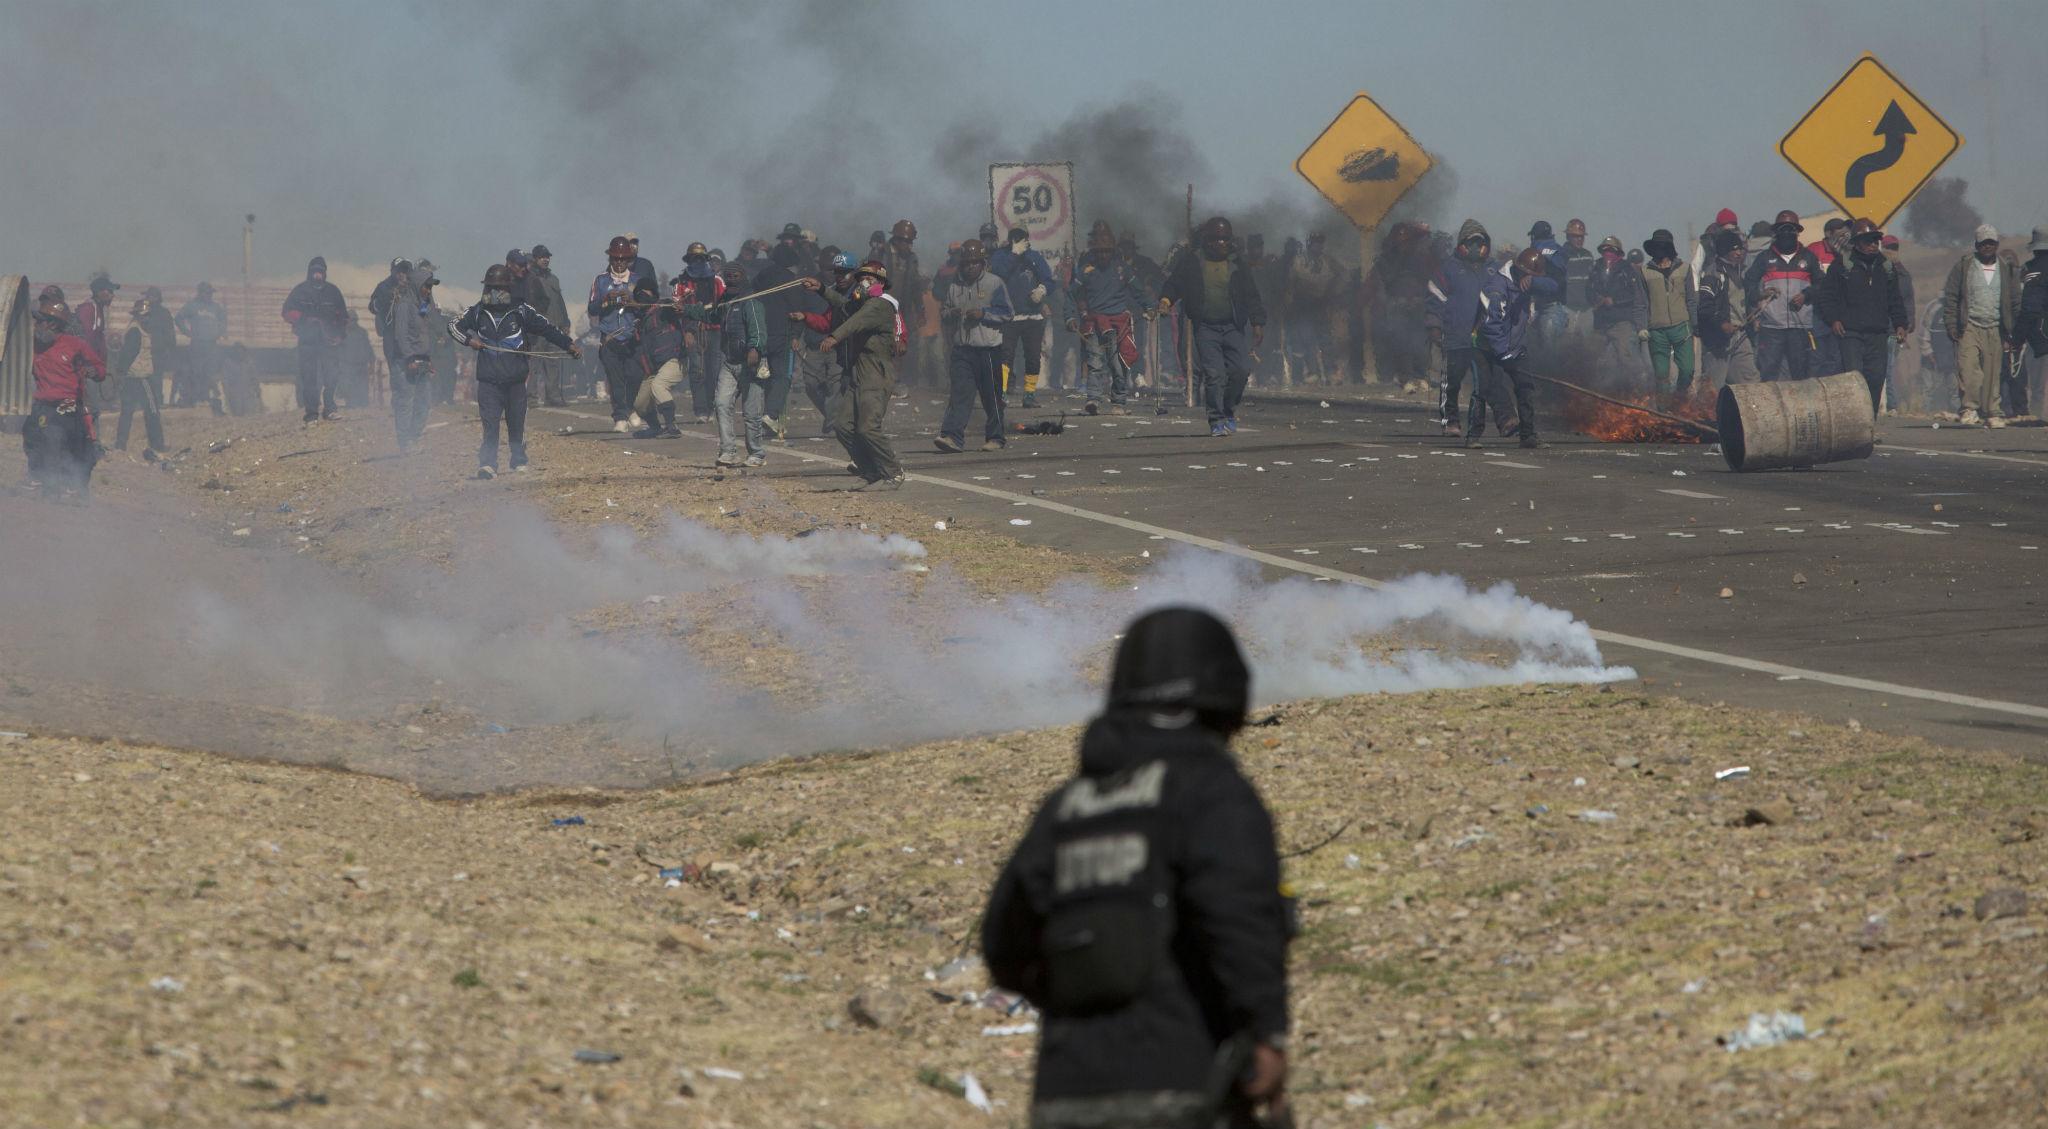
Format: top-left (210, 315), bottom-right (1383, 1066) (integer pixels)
top-left (33, 334), bottom-right (106, 402)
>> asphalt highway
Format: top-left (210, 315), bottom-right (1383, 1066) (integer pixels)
top-left (540, 383), bottom-right (2048, 756)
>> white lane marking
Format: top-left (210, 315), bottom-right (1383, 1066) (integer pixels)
top-left (546, 405), bottom-right (2048, 725)
top-left (1487, 460), bottom-right (1542, 469)
top-left (1886, 444), bottom-right (2048, 469)
top-left (1868, 523), bottom-right (1947, 535)
top-left (1660, 488), bottom-right (1724, 499)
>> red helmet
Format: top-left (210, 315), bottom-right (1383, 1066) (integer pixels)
top-left (606, 235), bottom-right (633, 259)
top-left (891, 219), bottom-right (916, 242)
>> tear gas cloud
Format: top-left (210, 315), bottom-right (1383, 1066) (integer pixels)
top-left (0, 503), bottom-right (1629, 790)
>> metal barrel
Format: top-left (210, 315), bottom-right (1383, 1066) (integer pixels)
top-left (1, 276), bottom-right (31, 418)
top-left (1716, 370), bottom-right (1874, 472)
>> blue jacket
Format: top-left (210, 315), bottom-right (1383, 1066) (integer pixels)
top-left (1425, 251), bottom-right (1494, 342)
top-left (455, 302), bottom-right (576, 384)
top-left (991, 245), bottom-right (1058, 318)
top-left (1477, 263), bottom-right (1557, 360)
top-left (1062, 253), bottom-right (1138, 321)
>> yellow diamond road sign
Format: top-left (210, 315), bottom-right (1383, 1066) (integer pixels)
top-left (1779, 54), bottom-right (1963, 229)
top-left (1295, 93), bottom-right (1432, 233)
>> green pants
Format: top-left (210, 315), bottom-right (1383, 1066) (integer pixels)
top-left (1647, 324), bottom-right (1695, 395)
top-left (830, 354), bottom-right (902, 482)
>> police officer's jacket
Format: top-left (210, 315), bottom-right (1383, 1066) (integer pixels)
top-left (981, 711), bottom-right (1289, 1101)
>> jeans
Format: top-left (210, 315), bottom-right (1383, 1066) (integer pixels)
top-left (687, 331), bottom-right (722, 418)
top-left (1755, 328), bottom-right (1812, 382)
top-left (183, 340), bottom-right (223, 413)
top-left (940, 343), bottom-right (1005, 445)
top-left (600, 341), bottom-right (640, 421)
top-left (530, 356), bottom-right (564, 405)
top-left (115, 375), bottom-right (165, 451)
top-left (476, 379), bottom-right (528, 469)
top-left (1811, 326), bottom-right (1842, 376)
top-left (714, 358), bottom-right (768, 459)
top-left (2001, 348), bottom-right (2031, 418)
top-left (1647, 324), bottom-right (1696, 395)
top-left (1596, 321), bottom-right (1646, 383)
top-left (1703, 333), bottom-right (1760, 387)
top-left (295, 343), bottom-right (339, 417)
top-left (1192, 321), bottom-right (1250, 425)
top-left (1533, 303), bottom-right (1569, 356)
top-left (391, 358), bottom-right (433, 449)
top-left (1441, 347), bottom-right (1511, 433)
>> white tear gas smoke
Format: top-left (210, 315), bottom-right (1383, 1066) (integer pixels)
top-left (4, 503), bottom-right (1626, 789)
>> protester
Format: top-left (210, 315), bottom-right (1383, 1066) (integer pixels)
top-left (1470, 247), bottom-right (1557, 448)
top-left (1587, 235), bottom-right (1649, 383)
top-left (281, 256), bottom-right (350, 422)
top-left (1696, 230), bottom-right (1759, 387)
top-left (340, 313), bottom-right (375, 409)
top-left (1807, 218), bottom-right (1852, 375)
top-left (1119, 233), bottom-right (1168, 386)
top-left (1281, 231), bottom-right (1338, 384)
top-left (784, 249), bottom-right (849, 435)
top-left (752, 240), bottom-right (803, 441)
top-left (807, 261), bottom-right (904, 489)
top-left (630, 270), bottom-right (687, 440)
top-left (1558, 218), bottom-right (1596, 333)
top-left (882, 220), bottom-right (926, 388)
top-left (1158, 216), bottom-right (1267, 436)
top-left (707, 263), bottom-right (769, 468)
top-left (1882, 234), bottom-right (1916, 413)
top-left (1525, 220), bottom-right (1568, 352)
top-left (388, 264), bottom-right (441, 453)
top-left (368, 257), bottom-right (412, 377)
top-left (590, 236), bottom-right (647, 432)
top-left (173, 281), bottom-right (228, 414)
top-left (24, 298), bottom-right (108, 502)
top-left (1939, 225), bottom-right (2021, 427)
top-left (76, 275), bottom-right (119, 414)
top-left (2020, 227), bottom-right (2048, 402)
top-left (1064, 222), bottom-right (1141, 416)
top-left (455, 264), bottom-right (580, 478)
top-left (1746, 211), bottom-right (1823, 383)
top-left (527, 245), bottom-right (572, 406)
top-left (676, 242), bottom-right (726, 424)
top-left (982, 607), bottom-right (1291, 1129)
top-left (1817, 219), bottom-right (1909, 414)
top-left (1640, 229), bottom-right (1696, 399)
top-left (112, 294), bottom-right (168, 453)
top-left (1426, 220), bottom-right (1511, 438)
top-left (1369, 221), bottom-right (1436, 388)
top-left (991, 224), bottom-right (1058, 407)
top-left (934, 238), bottom-right (1013, 453)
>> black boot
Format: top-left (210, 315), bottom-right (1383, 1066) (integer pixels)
top-left (659, 402), bottom-right (681, 438)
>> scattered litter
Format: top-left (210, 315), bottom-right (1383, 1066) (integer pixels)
top-left (702, 1067), bottom-right (745, 1081)
top-left (1319, 400), bottom-right (1331, 408)
top-left (1571, 777), bottom-right (1586, 787)
top-left (149, 976), bottom-right (184, 994)
top-left (605, 499), bottom-right (617, 508)
top-left (1525, 804), bottom-right (1549, 818)
top-left (550, 816), bottom-right (586, 827)
top-left (574, 1049), bottom-right (622, 1064)
top-left (1575, 810), bottom-right (1619, 824)
top-left (1343, 852), bottom-right (1362, 869)
top-left (1714, 766), bottom-right (1751, 781)
top-left (643, 595), bottom-right (665, 605)
top-left (231, 528), bottom-right (251, 537)
top-left (1009, 518), bottom-right (1032, 526)
top-left (275, 503), bottom-right (292, 513)
top-left (982, 1022), bottom-right (1038, 1037)
top-left (1671, 470), bottom-right (1687, 477)
top-left (1682, 979), bottom-right (1706, 995)
top-left (0, 731), bottom-right (27, 742)
top-left (933, 521), bottom-right (947, 531)
top-left (1721, 1011), bottom-right (1812, 1052)
top-left (960, 1073), bottom-right (995, 1114)
top-left (1718, 587), bottom-right (1734, 598)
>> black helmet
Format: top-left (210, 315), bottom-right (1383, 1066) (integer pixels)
top-left (482, 263), bottom-right (515, 289)
top-left (1106, 607), bottom-right (1251, 733)
top-left (978, 222), bottom-right (1000, 242)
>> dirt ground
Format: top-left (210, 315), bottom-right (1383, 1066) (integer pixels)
top-left (2, 399), bottom-right (2044, 1128)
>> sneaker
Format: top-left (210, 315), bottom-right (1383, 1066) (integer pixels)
top-left (1223, 417), bottom-right (1237, 435)
top-left (303, 411), bottom-right (319, 424)
top-left (321, 410), bottom-right (341, 421)
top-left (1959, 409), bottom-right (1982, 426)
top-left (476, 465), bottom-right (496, 480)
top-left (851, 475), bottom-right (904, 491)
top-left (764, 415), bottom-right (786, 440)
top-left (628, 413), bottom-right (645, 429)
top-left (980, 439), bottom-right (1005, 452)
top-left (744, 454), bottom-right (767, 467)
top-left (1210, 422), bottom-right (1230, 437)
top-left (513, 463), bottom-right (530, 473)
top-left (933, 435), bottom-right (964, 453)
top-left (1988, 415), bottom-right (2008, 429)
top-left (1084, 400), bottom-right (1100, 416)
top-left (1519, 436), bottom-right (1548, 449)
top-left (694, 415), bottom-right (711, 425)
top-left (715, 454), bottom-right (743, 467)
top-left (660, 426), bottom-right (682, 439)
top-left (1107, 404), bottom-right (1128, 416)
top-left (613, 419), bottom-right (632, 434)
top-left (846, 462), bottom-right (863, 476)
top-left (1464, 437), bottom-right (1483, 449)
top-left (1440, 421), bottom-right (1462, 437)
top-left (1022, 394), bottom-right (1038, 409)
top-left (632, 426), bottom-right (661, 439)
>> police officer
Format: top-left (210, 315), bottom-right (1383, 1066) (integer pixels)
top-left (983, 607), bottom-right (1291, 1129)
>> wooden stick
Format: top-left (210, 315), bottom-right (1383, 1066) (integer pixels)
top-left (1522, 368), bottom-right (1720, 439)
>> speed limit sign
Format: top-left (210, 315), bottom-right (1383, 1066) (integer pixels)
top-left (989, 162), bottom-right (1076, 262)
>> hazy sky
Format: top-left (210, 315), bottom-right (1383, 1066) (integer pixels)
top-left (4, 0), bottom-right (2043, 287)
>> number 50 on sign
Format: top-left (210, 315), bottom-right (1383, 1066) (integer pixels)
top-left (989, 163), bottom-right (1076, 262)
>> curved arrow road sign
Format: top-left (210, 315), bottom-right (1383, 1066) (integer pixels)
top-left (1779, 54), bottom-right (1961, 228)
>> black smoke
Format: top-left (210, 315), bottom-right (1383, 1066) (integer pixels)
top-left (1901, 177), bottom-right (1983, 248)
